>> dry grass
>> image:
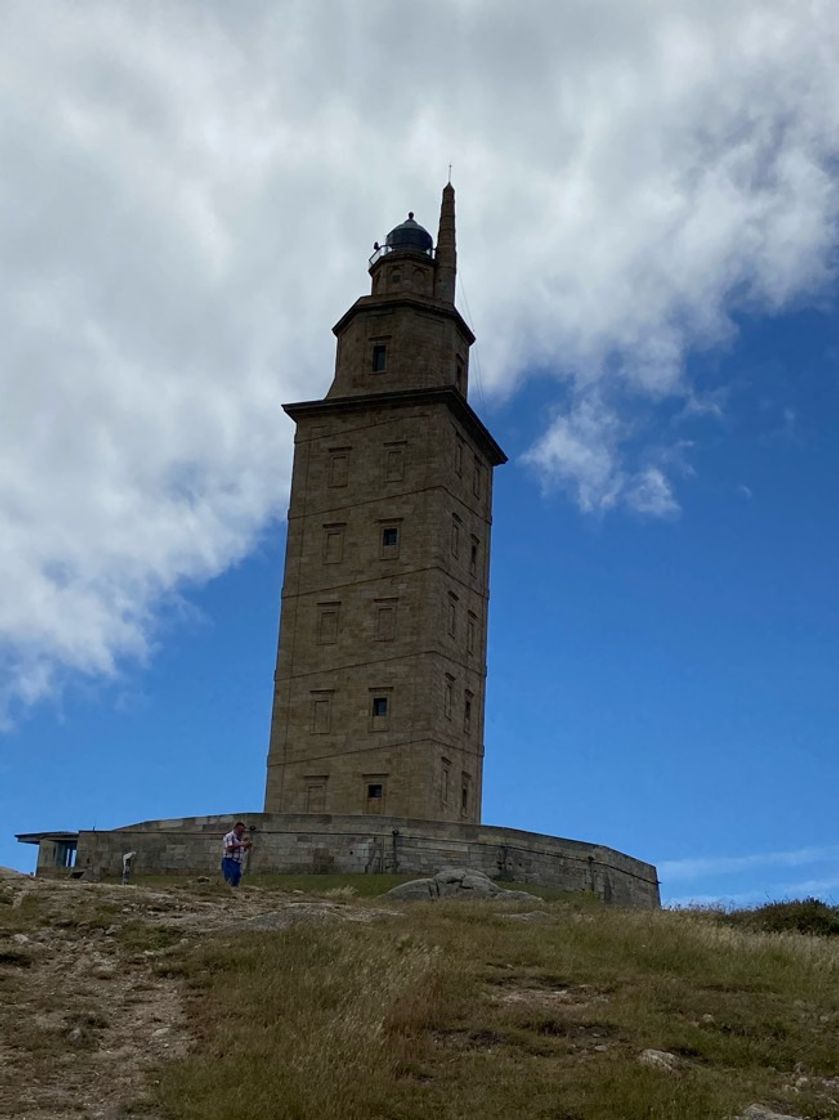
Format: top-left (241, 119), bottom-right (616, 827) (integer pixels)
top-left (133, 871), bottom-right (418, 897)
top-left (132, 870), bottom-right (591, 901)
top-left (156, 900), bottom-right (839, 1120)
top-left (0, 877), bottom-right (192, 1118)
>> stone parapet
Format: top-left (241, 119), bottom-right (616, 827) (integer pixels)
top-left (71, 812), bottom-right (660, 909)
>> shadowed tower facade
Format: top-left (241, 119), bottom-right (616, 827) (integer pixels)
top-left (264, 185), bottom-right (506, 823)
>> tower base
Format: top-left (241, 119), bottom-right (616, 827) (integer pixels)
top-left (21, 812), bottom-right (660, 908)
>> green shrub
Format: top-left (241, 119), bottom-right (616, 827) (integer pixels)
top-left (727, 897), bottom-right (839, 937)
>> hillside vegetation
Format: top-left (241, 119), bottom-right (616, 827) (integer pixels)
top-left (1, 873), bottom-right (838, 1120)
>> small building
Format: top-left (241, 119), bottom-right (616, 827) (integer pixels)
top-left (16, 831), bottom-right (79, 877)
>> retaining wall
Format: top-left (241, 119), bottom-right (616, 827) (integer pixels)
top-left (72, 812), bottom-right (660, 908)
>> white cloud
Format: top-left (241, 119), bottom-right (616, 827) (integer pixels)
top-left (624, 467), bottom-right (680, 518)
top-left (774, 875), bottom-right (839, 898)
top-left (660, 845), bottom-right (839, 882)
top-left (522, 398), bottom-right (681, 515)
top-left (522, 396), bottom-right (625, 513)
top-left (2, 0), bottom-right (839, 718)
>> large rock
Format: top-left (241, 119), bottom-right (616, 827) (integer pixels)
top-left (638, 1048), bottom-right (679, 1072)
top-left (383, 866), bottom-right (542, 904)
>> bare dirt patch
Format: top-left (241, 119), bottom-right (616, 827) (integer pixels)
top-left (0, 877), bottom-right (395, 1120)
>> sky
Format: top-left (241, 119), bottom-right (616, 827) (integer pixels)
top-left (2, 0), bottom-right (838, 905)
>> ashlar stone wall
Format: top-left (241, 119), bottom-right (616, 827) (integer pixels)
top-left (71, 812), bottom-right (661, 909)
top-left (264, 389), bottom-right (503, 825)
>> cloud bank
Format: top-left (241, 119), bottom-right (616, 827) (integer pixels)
top-left (2, 0), bottom-right (839, 719)
top-left (661, 845), bottom-right (839, 882)
top-left (661, 845), bottom-right (839, 906)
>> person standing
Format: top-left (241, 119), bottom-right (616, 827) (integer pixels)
top-left (220, 822), bottom-right (251, 888)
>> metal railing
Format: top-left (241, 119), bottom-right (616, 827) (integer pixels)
top-left (368, 243), bottom-right (434, 267)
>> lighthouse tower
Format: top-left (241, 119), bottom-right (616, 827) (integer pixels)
top-left (264, 185), bottom-right (506, 823)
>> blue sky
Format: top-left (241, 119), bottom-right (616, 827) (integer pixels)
top-left (4, 302), bottom-right (838, 905)
top-left (2, 2), bottom-right (839, 904)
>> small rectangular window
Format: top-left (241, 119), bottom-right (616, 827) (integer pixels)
top-left (444, 674), bottom-right (454, 719)
top-left (464, 690), bottom-right (473, 733)
top-left (328, 450), bottom-right (349, 487)
top-left (472, 455), bottom-right (483, 499)
top-left (466, 612), bottom-right (477, 655)
top-left (455, 355), bottom-right (465, 393)
top-left (375, 601), bottom-right (397, 641)
top-left (364, 775), bottom-right (387, 814)
top-left (451, 515), bottom-right (461, 557)
top-left (323, 524), bottom-right (345, 564)
top-left (369, 689), bottom-right (392, 731)
top-left (384, 445), bottom-right (405, 482)
top-left (317, 603), bottom-right (340, 644)
top-left (311, 692), bottom-right (333, 734)
top-left (461, 773), bottom-right (471, 815)
top-left (372, 344), bottom-right (387, 372)
top-left (441, 759), bottom-right (451, 805)
top-left (380, 523), bottom-right (401, 558)
top-left (306, 780), bottom-right (327, 813)
top-left (454, 433), bottom-right (464, 476)
top-left (447, 593), bottom-right (458, 638)
top-left (469, 537), bottom-right (479, 576)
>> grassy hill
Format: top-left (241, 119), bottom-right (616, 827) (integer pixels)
top-left (2, 872), bottom-right (838, 1120)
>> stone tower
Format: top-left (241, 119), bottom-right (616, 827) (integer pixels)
top-left (264, 184), bottom-right (506, 823)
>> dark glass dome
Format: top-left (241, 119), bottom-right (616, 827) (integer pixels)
top-left (385, 212), bottom-right (433, 254)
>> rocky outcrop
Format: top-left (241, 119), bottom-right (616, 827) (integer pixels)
top-left (638, 1048), bottom-right (679, 1072)
top-left (382, 866), bottom-right (542, 904)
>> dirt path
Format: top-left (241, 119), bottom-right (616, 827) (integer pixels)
top-left (0, 876), bottom-right (394, 1120)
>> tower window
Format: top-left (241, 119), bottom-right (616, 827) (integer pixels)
top-left (384, 443), bottom-right (406, 482)
top-left (369, 688), bottom-right (392, 731)
top-left (469, 537), bottom-right (479, 576)
top-left (323, 524), bottom-right (345, 564)
top-left (310, 691), bottom-right (333, 734)
top-left (447, 592), bottom-right (458, 638)
top-left (441, 758), bottom-right (451, 805)
top-left (364, 775), bottom-right (387, 814)
top-left (305, 778), bottom-right (328, 813)
top-left (464, 690), bottom-right (473, 733)
top-left (372, 344), bottom-right (387, 372)
top-left (455, 355), bottom-right (465, 393)
top-left (328, 450), bottom-right (350, 488)
top-left (467, 611), bottom-right (477, 655)
top-left (375, 601), bottom-right (397, 641)
top-left (461, 773), bottom-right (471, 815)
top-left (454, 433), bottom-right (464, 476)
top-left (317, 602), bottom-right (340, 644)
top-left (380, 523), bottom-right (401, 558)
top-left (473, 456), bottom-right (483, 499)
top-left (444, 674), bottom-right (454, 718)
top-left (451, 515), bottom-right (461, 557)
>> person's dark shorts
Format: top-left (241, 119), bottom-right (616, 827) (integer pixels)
top-left (221, 857), bottom-right (243, 887)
